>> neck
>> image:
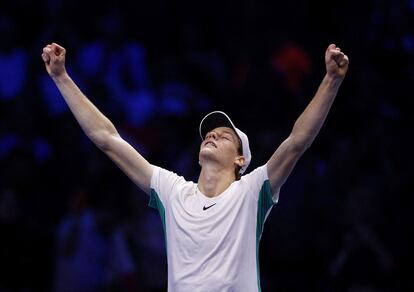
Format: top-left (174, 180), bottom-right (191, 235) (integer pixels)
top-left (198, 164), bottom-right (235, 198)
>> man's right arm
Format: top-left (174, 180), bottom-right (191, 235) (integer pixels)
top-left (42, 43), bottom-right (153, 194)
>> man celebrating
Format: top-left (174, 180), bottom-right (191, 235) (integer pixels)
top-left (42, 42), bottom-right (348, 291)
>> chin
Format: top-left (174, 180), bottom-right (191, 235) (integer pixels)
top-left (199, 148), bottom-right (216, 162)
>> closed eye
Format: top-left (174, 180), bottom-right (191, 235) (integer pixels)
top-left (222, 133), bottom-right (235, 141)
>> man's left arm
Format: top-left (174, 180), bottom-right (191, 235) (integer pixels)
top-left (267, 43), bottom-right (349, 193)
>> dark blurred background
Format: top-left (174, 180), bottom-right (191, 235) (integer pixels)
top-left (0, 0), bottom-right (413, 291)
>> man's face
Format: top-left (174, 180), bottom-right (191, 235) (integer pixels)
top-left (199, 127), bottom-right (243, 170)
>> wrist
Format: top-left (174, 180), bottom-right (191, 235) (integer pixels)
top-left (324, 73), bottom-right (344, 87)
top-left (52, 71), bottom-right (70, 83)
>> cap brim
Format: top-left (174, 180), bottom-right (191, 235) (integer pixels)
top-left (199, 111), bottom-right (238, 140)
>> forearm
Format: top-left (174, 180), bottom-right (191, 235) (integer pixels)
top-left (53, 73), bottom-right (118, 149)
top-left (291, 74), bottom-right (343, 148)
top-left (267, 44), bottom-right (348, 191)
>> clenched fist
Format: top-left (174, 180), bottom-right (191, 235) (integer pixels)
top-left (325, 44), bottom-right (349, 79)
top-left (41, 43), bottom-right (67, 78)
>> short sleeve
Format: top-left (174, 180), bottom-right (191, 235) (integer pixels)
top-left (148, 166), bottom-right (184, 209)
top-left (240, 164), bottom-right (280, 203)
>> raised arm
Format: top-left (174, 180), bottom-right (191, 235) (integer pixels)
top-left (267, 43), bottom-right (349, 193)
top-left (41, 43), bottom-right (154, 194)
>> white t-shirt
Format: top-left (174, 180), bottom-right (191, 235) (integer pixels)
top-left (149, 164), bottom-right (279, 292)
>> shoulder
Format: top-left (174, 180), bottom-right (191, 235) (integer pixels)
top-left (237, 165), bottom-right (279, 202)
top-left (150, 165), bottom-right (195, 204)
top-left (151, 166), bottom-right (193, 186)
top-left (239, 165), bottom-right (268, 184)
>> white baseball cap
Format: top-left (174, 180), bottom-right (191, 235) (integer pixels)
top-left (199, 111), bottom-right (251, 174)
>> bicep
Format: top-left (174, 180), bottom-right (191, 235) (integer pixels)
top-left (103, 134), bottom-right (154, 194)
top-left (266, 135), bottom-right (307, 192)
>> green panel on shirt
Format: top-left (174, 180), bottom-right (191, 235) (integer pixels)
top-left (256, 180), bottom-right (276, 292)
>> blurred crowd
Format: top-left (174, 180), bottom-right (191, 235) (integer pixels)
top-left (1, 0), bottom-right (413, 291)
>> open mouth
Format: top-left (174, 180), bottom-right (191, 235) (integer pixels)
top-left (204, 141), bottom-right (217, 148)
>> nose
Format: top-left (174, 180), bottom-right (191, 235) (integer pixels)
top-left (206, 132), bottom-right (217, 140)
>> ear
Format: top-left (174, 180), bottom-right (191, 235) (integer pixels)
top-left (234, 155), bottom-right (245, 168)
